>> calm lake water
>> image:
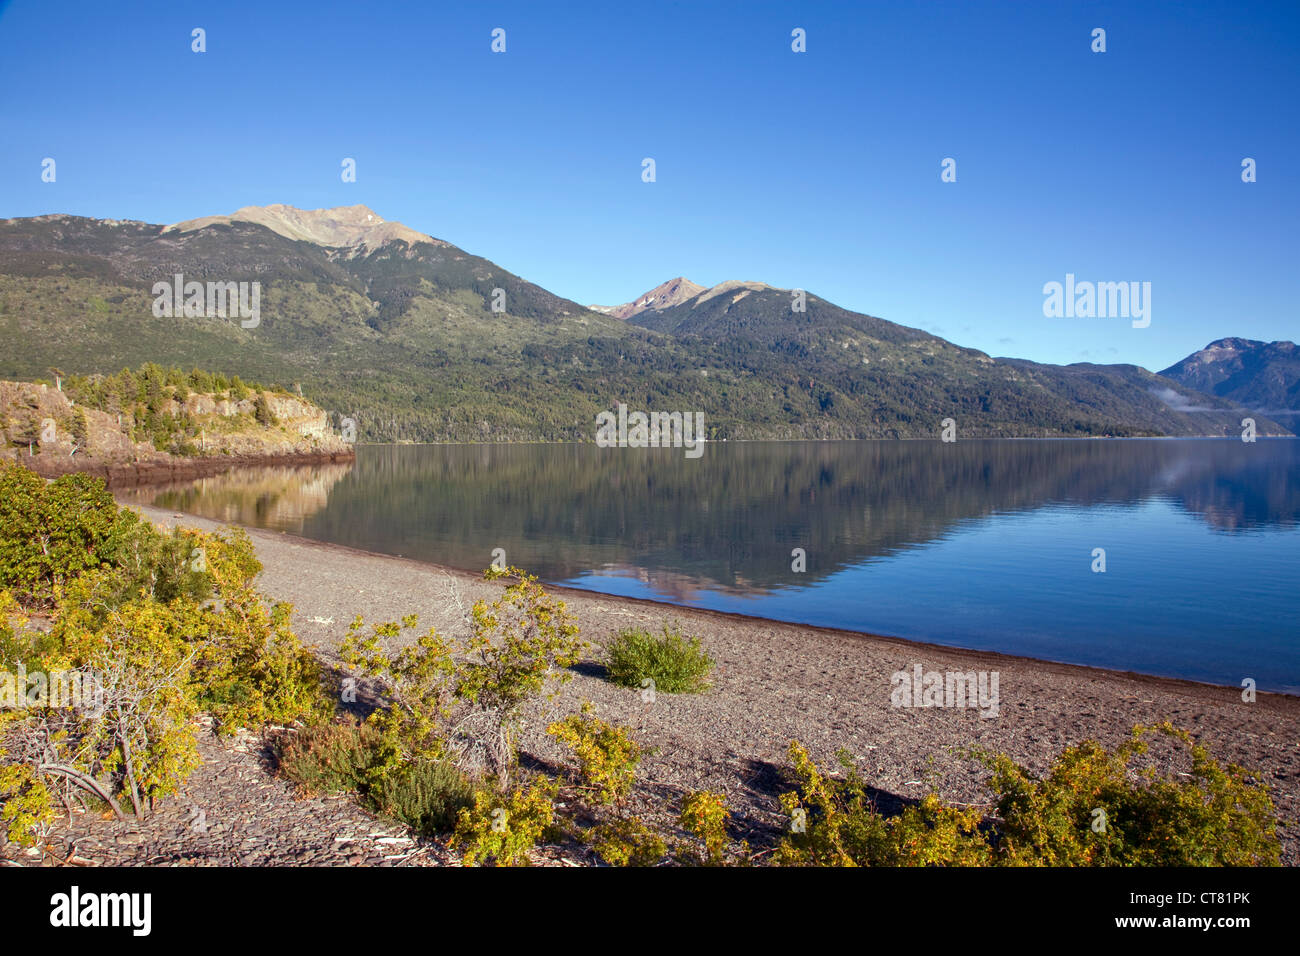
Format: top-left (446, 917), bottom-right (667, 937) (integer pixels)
top-left (122, 440), bottom-right (1300, 693)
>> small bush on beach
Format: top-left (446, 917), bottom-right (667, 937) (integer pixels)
top-left (775, 742), bottom-right (990, 867)
top-left (277, 721), bottom-right (382, 796)
top-left (277, 721), bottom-right (472, 834)
top-left (980, 722), bottom-right (1280, 866)
top-left (340, 566), bottom-right (584, 789)
top-left (547, 707), bottom-right (643, 808)
top-left (338, 614), bottom-right (458, 774)
top-left (603, 624), bottom-right (713, 694)
top-left (456, 566), bottom-right (584, 785)
top-left (678, 790), bottom-right (738, 866)
top-left (774, 726), bottom-right (1280, 867)
top-left (181, 528), bottom-right (331, 733)
top-left (590, 815), bottom-right (667, 867)
top-left (452, 777), bottom-right (559, 866)
top-left (547, 705), bottom-right (666, 866)
top-left (369, 758), bottom-right (474, 836)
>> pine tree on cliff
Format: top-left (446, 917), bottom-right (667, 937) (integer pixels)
top-left (70, 408), bottom-right (89, 456)
top-left (254, 393), bottom-right (277, 427)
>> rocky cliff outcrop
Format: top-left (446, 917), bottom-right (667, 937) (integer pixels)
top-left (0, 380), bottom-right (354, 484)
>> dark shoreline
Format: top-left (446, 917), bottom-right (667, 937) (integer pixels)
top-left (123, 498), bottom-right (1300, 704)
top-left (118, 501), bottom-right (1300, 865)
top-left (14, 448), bottom-right (356, 487)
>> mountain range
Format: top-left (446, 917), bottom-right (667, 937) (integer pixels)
top-left (1159, 338), bottom-right (1300, 433)
top-left (0, 204), bottom-right (1292, 442)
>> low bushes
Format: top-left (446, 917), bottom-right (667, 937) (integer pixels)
top-left (280, 565), bottom-right (588, 863)
top-left (451, 778), bottom-right (559, 867)
top-left (678, 790), bottom-right (736, 866)
top-left (547, 708), bottom-right (643, 808)
top-left (773, 725), bottom-right (1280, 867)
top-left (980, 723), bottom-right (1280, 866)
top-left (603, 624), bottom-right (713, 694)
top-left (0, 464), bottom-right (136, 607)
top-left (278, 721), bottom-right (473, 836)
top-left (338, 565), bottom-right (585, 791)
top-left (277, 721), bottom-right (382, 797)
top-left (0, 465), bottom-right (331, 846)
top-left (546, 705), bottom-right (666, 867)
top-left (774, 743), bottom-right (990, 866)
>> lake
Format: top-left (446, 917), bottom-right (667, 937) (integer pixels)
top-left (120, 439), bottom-right (1300, 692)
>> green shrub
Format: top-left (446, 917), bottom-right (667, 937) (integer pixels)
top-left (102, 522), bottom-right (216, 607)
top-left (982, 722), bottom-right (1281, 866)
top-left (135, 526), bottom-right (332, 733)
top-left (452, 777), bottom-right (559, 866)
top-left (278, 721), bottom-right (381, 796)
top-left (341, 566), bottom-right (585, 789)
top-left (678, 790), bottom-right (735, 866)
top-left (775, 742), bottom-right (990, 867)
top-left (369, 758), bottom-right (474, 836)
top-left (0, 762), bottom-right (56, 847)
top-left (457, 566), bottom-right (585, 778)
top-left (547, 708), bottom-right (643, 808)
top-left (340, 613), bottom-right (457, 774)
top-left (0, 482), bottom-right (332, 845)
top-left (603, 624), bottom-right (713, 694)
top-left (253, 393), bottom-right (275, 425)
top-left (0, 464), bottom-right (137, 606)
top-left (0, 463), bottom-right (211, 610)
top-left (590, 816), bottom-right (667, 867)
top-left (2, 584), bottom-right (205, 834)
top-left (774, 727), bottom-right (1280, 867)
top-left (546, 706), bottom-right (668, 866)
top-left (278, 721), bottom-right (471, 834)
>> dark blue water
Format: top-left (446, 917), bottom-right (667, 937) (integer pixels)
top-left (123, 439), bottom-right (1300, 692)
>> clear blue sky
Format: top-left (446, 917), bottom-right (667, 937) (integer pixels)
top-left (1, 0), bottom-right (1296, 369)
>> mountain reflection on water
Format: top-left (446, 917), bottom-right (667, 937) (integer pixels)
top-left (122, 440), bottom-right (1300, 690)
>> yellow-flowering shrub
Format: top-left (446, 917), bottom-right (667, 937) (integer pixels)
top-left (775, 728), bottom-right (1279, 867)
top-left (590, 816), bottom-right (667, 867)
top-left (0, 468), bottom-right (333, 845)
top-left (341, 566), bottom-right (584, 789)
top-left (678, 790), bottom-right (733, 866)
top-left (452, 777), bottom-right (559, 866)
top-left (982, 722), bottom-right (1280, 866)
top-left (547, 708), bottom-right (642, 808)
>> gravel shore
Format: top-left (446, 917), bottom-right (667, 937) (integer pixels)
top-left (10, 501), bottom-right (1296, 867)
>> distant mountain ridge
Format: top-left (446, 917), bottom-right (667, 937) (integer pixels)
top-left (0, 205), bottom-right (1290, 442)
top-left (163, 203), bottom-right (440, 257)
top-left (1160, 338), bottom-right (1300, 431)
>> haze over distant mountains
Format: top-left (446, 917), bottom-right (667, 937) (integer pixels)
top-left (0, 204), bottom-right (1291, 442)
top-left (1160, 338), bottom-right (1300, 433)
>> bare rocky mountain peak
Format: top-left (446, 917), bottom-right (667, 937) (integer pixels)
top-left (163, 203), bottom-right (444, 255)
top-left (597, 276), bottom-right (791, 319)
top-left (598, 276), bottom-right (707, 319)
top-left (691, 278), bottom-right (780, 307)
